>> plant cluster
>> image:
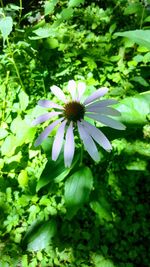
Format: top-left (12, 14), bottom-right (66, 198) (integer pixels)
top-left (0, 0), bottom-right (150, 266)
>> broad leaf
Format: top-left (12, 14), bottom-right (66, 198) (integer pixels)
top-left (115, 92), bottom-right (150, 126)
top-left (64, 166), bottom-right (93, 218)
top-left (44, 0), bottom-right (58, 16)
top-left (32, 25), bottom-right (56, 39)
top-left (36, 153), bottom-right (71, 191)
top-left (115, 30), bottom-right (150, 50)
top-left (36, 138), bottom-right (78, 191)
top-left (0, 16), bottom-right (13, 43)
top-left (23, 219), bottom-right (56, 251)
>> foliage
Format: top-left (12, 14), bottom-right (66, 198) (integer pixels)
top-left (0, 0), bottom-right (150, 266)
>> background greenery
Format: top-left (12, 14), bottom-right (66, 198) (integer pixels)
top-left (0, 0), bottom-right (150, 266)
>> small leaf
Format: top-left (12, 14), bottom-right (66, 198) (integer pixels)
top-left (92, 254), bottom-right (115, 267)
top-left (44, 0), bottom-right (58, 16)
top-left (115, 30), bottom-right (150, 50)
top-left (60, 8), bottom-right (74, 20)
top-left (0, 128), bottom-right (8, 140)
top-left (18, 170), bottom-right (28, 188)
top-left (18, 91), bottom-right (29, 111)
top-left (68, 0), bottom-right (85, 7)
top-left (1, 135), bottom-right (17, 156)
top-left (90, 199), bottom-right (112, 221)
top-left (64, 166), bottom-right (93, 218)
top-left (0, 16), bottom-right (13, 43)
top-left (33, 25), bottom-right (56, 39)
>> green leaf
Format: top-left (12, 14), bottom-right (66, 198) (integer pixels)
top-left (91, 254), bottom-right (115, 267)
top-left (131, 76), bottom-right (149, 87)
top-left (0, 16), bottom-right (13, 43)
top-left (0, 128), bottom-right (8, 140)
top-left (18, 91), bottom-right (29, 111)
top-left (10, 116), bottom-right (36, 144)
top-left (44, 0), bottom-right (58, 16)
top-left (90, 198), bottom-right (112, 221)
top-left (36, 138), bottom-right (79, 191)
top-left (68, 0), bottom-right (85, 7)
top-left (24, 219), bottom-right (56, 251)
top-left (124, 3), bottom-right (142, 15)
top-left (115, 92), bottom-right (150, 126)
top-left (60, 8), bottom-right (74, 20)
top-left (64, 166), bottom-right (93, 218)
top-left (18, 170), bottom-right (28, 188)
top-left (32, 25), bottom-right (56, 39)
top-left (36, 154), bottom-right (71, 191)
top-left (114, 30), bottom-right (150, 50)
top-left (1, 135), bottom-right (17, 156)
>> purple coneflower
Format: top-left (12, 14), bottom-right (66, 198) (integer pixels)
top-left (33, 80), bottom-right (125, 167)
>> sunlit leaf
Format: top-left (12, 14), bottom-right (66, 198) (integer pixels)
top-left (44, 0), bottom-right (58, 16)
top-left (0, 16), bottom-right (13, 43)
top-left (18, 91), bottom-right (29, 111)
top-left (115, 92), bottom-right (150, 126)
top-left (115, 30), bottom-right (150, 50)
top-left (32, 26), bottom-right (56, 39)
top-left (0, 128), bottom-right (8, 140)
top-left (23, 219), bottom-right (57, 251)
top-left (1, 135), bottom-right (17, 156)
top-left (18, 170), bottom-right (28, 188)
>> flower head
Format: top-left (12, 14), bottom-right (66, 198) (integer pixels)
top-left (33, 80), bottom-right (125, 167)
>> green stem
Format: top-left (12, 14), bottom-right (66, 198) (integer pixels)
top-left (42, 78), bottom-right (47, 97)
top-left (0, 0), bottom-right (4, 8)
top-left (79, 143), bottom-right (84, 166)
top-left (19, 0), bottom-right (22, 25)
top-left (140, 5), bottom-right (145, 29)
top-left (6, 38), bottom-right (26, 93)
top-left (1, 71), bottom-right (10, 121)
top-left (1, 1), bottom-right (26, 93)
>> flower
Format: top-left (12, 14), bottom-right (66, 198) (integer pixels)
top-left (33, 80), bottom-right (125, 167)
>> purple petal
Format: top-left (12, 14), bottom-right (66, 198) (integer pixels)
top-left (68, 80), bottom-right (76, 100)
top-left (34, 118), bottom-right (63, 147)
top-left (38, 100), bottom-right (63, 109)
top-left (81, 120), bottom-right (112, 151)
top-left (84, 87), bottom-right (108, 105)
top-left (86, 107), bottom-right (121, 116)
top-left (52, 120), bottom-right (67, 161)
top-left (50, 85), bottom-right (67, 103)
top-left (32, 111), bottom-right (61, 126)
top-left (77, 121), bottom-right (100, 162)
top-left (64, 122), bottom-right (75, 167)
top-left (85, 99), bottom-right (118, 108)
top-left (77, 82), bottom-right (86, 101)
top-left (86, 113), bottom-right (126, 130)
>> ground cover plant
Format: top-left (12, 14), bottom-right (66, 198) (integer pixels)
top-left (0, 0), bottom-right (150, 266)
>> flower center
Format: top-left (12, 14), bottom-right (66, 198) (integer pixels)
top-left (63, 101), bottom-right (85, 122)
